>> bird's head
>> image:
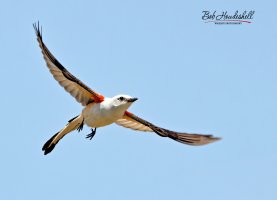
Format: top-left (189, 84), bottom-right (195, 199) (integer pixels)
top-left (111, 94), bottom-right (138, 111)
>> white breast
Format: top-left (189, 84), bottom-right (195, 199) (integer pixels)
top-left (82, 98), bottom-right (126, 128)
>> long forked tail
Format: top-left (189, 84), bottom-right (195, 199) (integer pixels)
top-left (42, 115), bottom-right (84, 155)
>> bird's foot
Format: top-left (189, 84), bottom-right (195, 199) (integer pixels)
top-left (86, 128), bottom-right (96, 140)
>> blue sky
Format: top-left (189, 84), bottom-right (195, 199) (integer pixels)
top-left (0, 0), bottom-right (276, 199)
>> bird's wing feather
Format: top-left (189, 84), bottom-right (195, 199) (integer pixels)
top-left (116, 111), bottom-right (221, 146)
top-left (116, 112), bottom-right (153, 132)
top-left (33, 23), bottom-right (104, 106)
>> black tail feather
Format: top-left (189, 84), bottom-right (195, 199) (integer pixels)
top-left (42, 132), bottom-right (59, 155)
top-left (42, 115), bottom-right (84, 155)
top-left (44, 143), bottom-right (56, 155)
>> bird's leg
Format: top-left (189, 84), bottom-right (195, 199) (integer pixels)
top-left (86, 128), bottom-right (97, 140)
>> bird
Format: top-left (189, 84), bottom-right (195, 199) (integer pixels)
top-left (33, 22), bottom-right (221, 155)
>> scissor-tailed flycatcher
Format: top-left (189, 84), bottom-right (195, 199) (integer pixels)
top-left (34, 23), bottom-right (220, 155)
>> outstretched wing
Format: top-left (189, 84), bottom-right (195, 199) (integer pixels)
top-left (116, 111), bottom-right (221, 146)
top-left (33, 23), bottom-right (104, 106)
top-left (116, 112), bottom-right (153, 132)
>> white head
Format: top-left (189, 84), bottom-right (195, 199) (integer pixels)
top-left (106, 94), bottom-right (137, 116)
top-left (111, 94), bottom-right (138, 109)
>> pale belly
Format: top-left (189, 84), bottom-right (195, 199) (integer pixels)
top-left (82, 103), bottom-right (124, 128)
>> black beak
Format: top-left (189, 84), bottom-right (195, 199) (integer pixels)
top-left (128, 97), bottom-right (138, 102)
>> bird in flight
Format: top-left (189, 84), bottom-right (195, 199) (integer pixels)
top-left (33, 23), bottom-right (220, 155)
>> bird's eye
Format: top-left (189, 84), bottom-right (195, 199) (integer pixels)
top-left (118, 97), bottom-right (124, 101)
